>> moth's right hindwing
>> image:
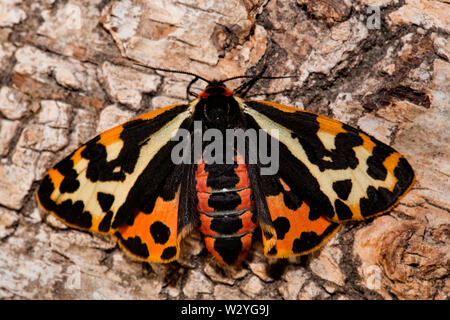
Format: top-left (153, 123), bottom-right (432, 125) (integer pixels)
top-left (37, 104), bottom-right (196, 262)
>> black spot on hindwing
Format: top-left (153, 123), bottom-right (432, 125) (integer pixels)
top-left (150, 221), bottom-right (171, 244)
top-left (292, 232), bottom-right (321, 254)
top-left (267, 246), bottom-right (278, 256)
top-left (273, 217), bottom-right (290, 240)
top-left (115, 232), bottom-right (149, 259)
top-left (291, 223), bottom-right (338, 254)
top-left (161, 246), bottom-right (177, 260)
top-left (307, 204), bottom-right (321, 221)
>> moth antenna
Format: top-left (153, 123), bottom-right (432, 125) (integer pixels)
top-left (186, 76), bottom-right (200, 101)
top-left (132, 61), bottom-right (211, 84)
top-left (222, 74), bottom-right (298, 82)
top-left (223, 66), bottom-right (298, 97)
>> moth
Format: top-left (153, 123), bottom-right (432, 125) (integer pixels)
top-left (36, 69), bottom-right (415, 265)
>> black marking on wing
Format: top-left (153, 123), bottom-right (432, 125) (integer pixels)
top-left (332, 179), bottom-right (352, 201)
top-left (291, 223), bottom-right (339, 254)
top-left (150, 221), bottom-right (171, 244)
top-left (81, 105), bottom-right (188, 183)
top-left (245, 101), bottom-right (415, 221)
top-left (115, 232), bottom-right (149, 259)
top-left (111, 117), bottom-right (192, 228)
top-left (246, 101), bottom-right (363, 172)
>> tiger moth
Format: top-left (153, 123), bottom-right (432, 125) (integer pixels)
top-left (36, 70), bottom-right (415, 265)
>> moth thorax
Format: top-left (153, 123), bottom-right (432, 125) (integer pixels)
top-left (203, 96), bottom-right (230, 128)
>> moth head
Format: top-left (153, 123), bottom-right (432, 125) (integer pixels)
top-left (198, 81), bottom-right (234, 99)
top-left (199, 82), bottom-right (237, 129)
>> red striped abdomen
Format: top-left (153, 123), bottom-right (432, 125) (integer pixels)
top-left (195, 157), bottom-right (256, 265)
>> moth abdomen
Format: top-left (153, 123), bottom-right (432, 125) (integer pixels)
top-left (195, 156), bottom-right (256, 265)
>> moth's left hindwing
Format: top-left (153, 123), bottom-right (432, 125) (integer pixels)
top-left (244, 100), bottom-right (415, 224)
top-left (37, 104), bottom-right (196, 262)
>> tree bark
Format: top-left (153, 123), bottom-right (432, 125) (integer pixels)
top-left (0, 0), bottom-right (448, 299)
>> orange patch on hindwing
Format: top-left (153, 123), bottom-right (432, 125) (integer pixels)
top-left (263, 180), bottom-right (339, 257)
top-left (117, 192), bottom-right (180, 262)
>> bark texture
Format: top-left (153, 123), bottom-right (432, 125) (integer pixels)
top-left (0, 0), bottom-right (449, 300)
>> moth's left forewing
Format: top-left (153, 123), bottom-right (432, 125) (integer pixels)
top-left (242, 100), bottom-right (415, 223)
top-left (37, 103), bottom-right (197, 263)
